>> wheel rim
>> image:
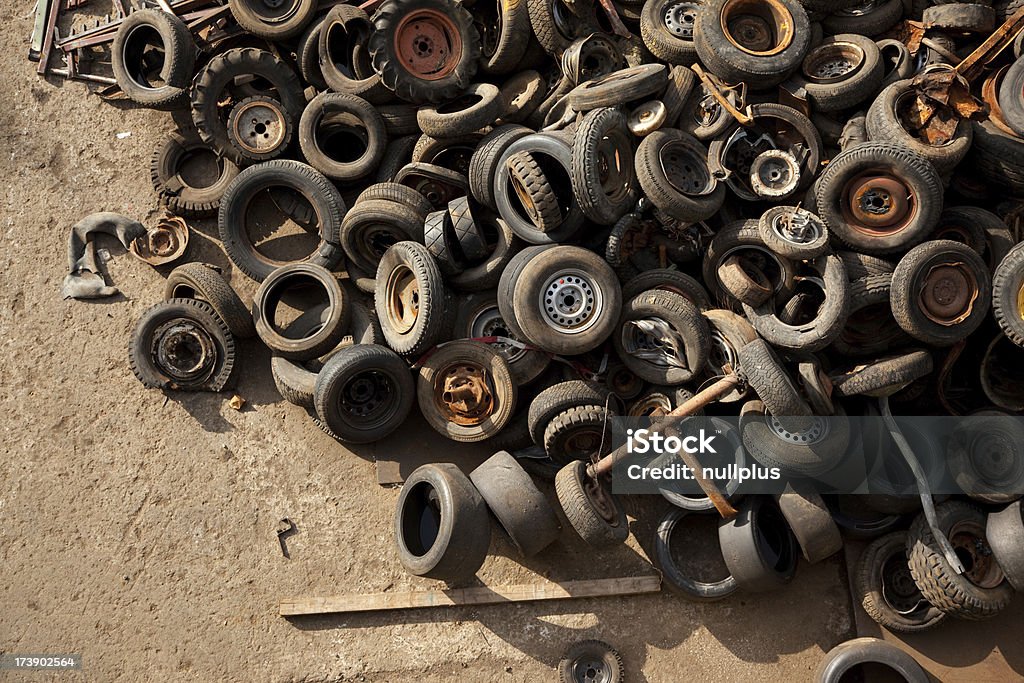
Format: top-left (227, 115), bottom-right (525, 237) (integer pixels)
top-left (750, 150), bottom-right (800, 198)
top-left (917, 260), bottom-right (979, 326)
top-left (596, 129), bottom-right (634, 203)
top-left (152, 319), bottom-right (216, 382)
top-left (247, 0), bottom-right (302, 22)
top-left (770, 208), bottom-right (825, 246)
top-left (660, 140), bottom-right (714, 196)
top-left (1017, 281), bottom-right (1024, 320)
top-left (608, 365), bottom-right (643, 398)
top-left (767, 414), bottom-right (829, 445)
top-left (708, 328), bottom-right (740, 375)
top-left (841, 173), bottom-right (915, 234)
top-left (385, 265), bottom-right (420, 334)
top-left (231, 99), bottom-right (288, 155)
top-left (663, 1), bottom-right (699, 41)
top-left (802, 41), bottom-right (865, 84)
top-left (393, 9), bottom-right (463, 81)
top-left (357, 224), bottom-right (403, 264)
top-left (880, 551), bottom-right (931, 617)
top-left (629, 393), bottom-right (673, 417)
top-left (720, 0), bottom-right (794, 57)
top-left (572, 657), bottom-right (613, 683)
top-left (470, 306), bottom-right (527, 362)
top-left (474, 0), bottom-right (502, 59)
top-left (621, 317), bottom-right (691, 369)
top-left (539, 269), bottom-right (604, 334)
top-left (340, 370), bottom-right (397, 427)
top-left (433, 362), bottom-right (495, 425)
top-left (948, 520), bottom-right (1005, 589)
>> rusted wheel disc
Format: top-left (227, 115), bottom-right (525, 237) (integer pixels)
top-left (842, 174), bottom-right (912, 232)
top-left (385, 264), bottom-right (420, 334)
top-left (393, 9), bottom-right (463, 81)
top-left (918, 262), bottom-right (978, 325)
top-left (433, 362), bottom-right (495, 426)
top-left (720, 0), bottom-right (794, 57)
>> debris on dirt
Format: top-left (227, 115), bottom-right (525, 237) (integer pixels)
top-left (61, 212), bottom-right (145, 299)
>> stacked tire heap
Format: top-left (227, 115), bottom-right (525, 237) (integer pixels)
top-left (109, 0), bottom-right (1024, 662)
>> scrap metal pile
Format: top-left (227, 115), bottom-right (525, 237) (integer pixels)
top-left (38, 0), bottom-right (1024, 676)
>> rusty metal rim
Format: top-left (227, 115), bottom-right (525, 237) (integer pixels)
top-left (720, 0), bottom-right (794, 57)
top-left (948, 519), bottom-right (1005, 589)
top-left (151, 318), bottom-right (217, 381)
top-left (385, 264), bottom-right (419, 334)
top-left (917, 260), bottom-right (979, 326)
top-left (840, 172), bottom-right (916, 235)
top-left (130, 217), bottom-right (190, 266)
top-left (801, 40), bottom-right (865, 84)
top-left (231, 99), bottom-right (288, 154)
top-left (629, 393), bottom-right (674, 417)
top-left (432, 361), bottom-right (495, 425)
top-left (660, 139), bottom-right (715, 196)
top-left (392, 8), bottom-right (462, 81)
top-left (879, 551), bottom-right (931, 616)
top-left (982, 65), bottom-right (1018, 137)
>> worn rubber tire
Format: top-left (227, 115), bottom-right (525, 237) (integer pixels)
top-left (318, 4), bottom-right (392, 103)
top-left (947, 417), bottom-right (1024, 505)
top-left (987, 500), bottom-right (1024, 592)
top-left (355, 182), bottom-right (433, 217)
top-left (341, 199), bottom-right (424, 275)
top-left (815, 638), bottom-right (929, 683)
top-left (741, 400), bottom-right (849, 477)
top-left (992, 242), bottom-right (1024, 347)
top-left (470, 451), bottom-right (560, 555)
top-left (830, 350), bottom-right (933, 397)
top-left (567, 64), bottom-right (669, 110)
top-left (572, 107), bottom-right (638, 225)
top-left (613, 289), bottom-right (710, 384)
top-left (375, 241), bottom-right (452, 356)
top-left (718, 496), bottom-right (799, 592)
top-left (164, 262), bottom-right (255, 339)
top-left (253, 263), bottom-right (349, 361)
top-left (557, 641), bottom-right (624, 683)
top-left (555, 460), bottom-right (629, 546)
top-left (151, 131), bottom-right (239, 218)
top-left (417, 83), bottom-right (504, 137)
top-left (469, 125), bottom-right (533, 209)
top-left (655, 508), bottom-right (739, 601)
top-left (857, 531), bottom-right (948, 633)
top-left (640, 0), bottom-right (701, 65)
top-left (792, 34), bottom-right (883, 112)
top-left (228, 0), bottom-right (316, 39)
top-left (777, 484), bottom-right (843, 563)
top-left (298, 92), bottom-right (388, 182)
top-left (527, 380), bottom-right (616, 446)
top-left (635, 128), bottom-right (724, 223)
top-left (543, 404), bottom-right (616, 466)
top-left (112, 9), bottom-right (195, 109)
top-left (738, 339), bottom-right (813, 431)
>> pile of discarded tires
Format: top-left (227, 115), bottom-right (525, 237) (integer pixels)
top-left (110, 0), bottom-right (1024, 653)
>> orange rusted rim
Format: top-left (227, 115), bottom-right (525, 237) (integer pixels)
top-left (720, 0), bottom-right (794, 57)
top-left (802, 41), bottom-right (864, 84)
top-left (393, 9), bottom-right (462, 81)
top-left (433, 362), bottom-right (494, 425)
top-left (385, 264), bottom-right (419, 334)
top-left (841, 173), bottom-right (915, 235)
top-left (948, 519), bottom-right (1005, 588)
top-left (918, 261), bottom-right (979, 326)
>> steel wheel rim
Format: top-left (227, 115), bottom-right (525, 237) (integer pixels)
top-left (720, 0), bottom-right (794, 56)
top-left (802, 41), bottom-right (865, 84)
top-left (340, 370), bottom-right (397, 427)
top-left (661, 139), bottom-right (713, 196)
top-left (433, 361), bottom-right (495, 425)
top-left (663, 1), bottom-right (699, 40)
top-left (393, 9), bottom-right (463, 81)
top-left (232, 100), bottom-right (288, 154)
top-left (767, 414), bottom-right (829, 445)
top-left (247, 0), bottom-right (302, 23)
top-left (152, 318), bottom-right (216, 381)
top-left (470, 306), bottom-right (527, 362)
top-left (572, 657), bottom-right (612, 683)
top-left (596, 129), bottom-right (634, 202)
top-left (771, 208), bottom-right (825, 246)
top-left (949, 520), bottom-right (1005, 589)
top-left (841, 173), bottom-right (915, 234)
top-left (880, 551), bottom-right (931, 616)
top-left (385, 264), bottom-right (420, 334)
top-left (539, 268), bottom-right (604, 334)
top-left (917, 260), bottom-right (979, 326)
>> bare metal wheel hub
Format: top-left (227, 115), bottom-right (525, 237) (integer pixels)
top-left (768, 414), bottom-right (829, 445)
top-left (949, 520), bottom-right (1005, 589)
top-left (153, 319), bottom-right (216, 381)
top-left (749, 149), bottom-right (800, 198)
top-left (540, 269), bottom-right (603, 333)
top-left (230, 98), bottom-right (288, 155)
top-left (435, 363), bottom-right (494, 425)
top-left (341, 371), bottom-right (393, 420)
top-left (771, 207), bottom-right (825, 245)
top-left (470, 306), bottom-right (527, 362)
top-left (880, 553), bottom-right (929, 615)
top-left (661, 140), bottom-right (713, 195)
top-left (919, 262), bottom-right (978, 326)
top-left (663, 1), bottom-right (699, 40)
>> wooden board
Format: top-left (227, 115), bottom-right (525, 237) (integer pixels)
top-left (280, 575), bottom-right (662, 617)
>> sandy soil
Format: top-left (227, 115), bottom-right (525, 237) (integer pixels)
top-left (0, 1), bottom-right (1014, 681)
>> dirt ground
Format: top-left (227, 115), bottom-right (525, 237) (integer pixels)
top-left (0, 2), bottom-right (1019, 680)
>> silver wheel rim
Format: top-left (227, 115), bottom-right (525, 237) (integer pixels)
top-left (663, 1), bottom-right (699, 40)
top-left (770, 208), bottom-right (825, 246)
top-left (470, 305), bottom-right (527, 362)
top-left (767, 414), bottom-right (829, 444)
top-left (539, 268), bottom-right (603, 334)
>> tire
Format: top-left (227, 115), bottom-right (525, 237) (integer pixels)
top-left (965, 120), bottom-right (1024, 198)
top-left (396, 162), bottom-right (471, 210)
top-left (424, 208), bottom-right (464, 278)
top-left (450, 215), bottom-right (523, 291)
top-left (741, 400), bottom-right (850, 477)
top-left (417, 83), bottom-right (504, 137)
top-left (656, 416), bottom-right (746, 511)
top-left (528, 380), bottom-right (616, 446)
top-left (792, 34), bottom-right (883, 112)
top-left (314, 343), bottom-right (414, 442)
top-left (839, 250), bottom-right (896, 279)
top-left (151, 131), bottom-right (239, 218)
top-left (318, 5), bottom-right (392, 103)
top-left (777, 484), bottom-right (843, 563)
top-left (498, 70), bottom-right (547, 124)
top-left (111, 9), bottom-right (195, 109)
top-left (572, 108), bottom-right (638, 225)
top-left (1000, 56), bottom-right (1024, 138)
top-left (718, 255), bottom-right (773, 306)
top-left (718, 496), bottom-right (799, 592)
top-left (369, 0), bottom-right (480, 104)
top-left (857, 531), bottom-right (947, 633)
top-left (375, 135), bottom-right (419, 182)
top-left (341, 199), bottom-right (424, 275)
top-left (993, 242), bottom-right (1024, 346)
top-left (228, 0), bottom-right (315, 39)
top-left (661, 65), bottom-right (698, 127)
top-left (877, 38), bottom-right (913, 87)
top-left (476, 0), bottom-right (532, 75)
top-left (470, 451), bottom-right (560, 556)
top-left (554, 460), bottom-right (629, 546)
top-left (469, 125), bottom-right (533, 209)
top-left (737, 339), bottom-right (813, 431)
top-left (758, 206), bottom-right (830, 260)
top-left (543, 404), bottom-right (616, 466)
top-left (356, 182), bottom-right (433, 218)
top-left (191, 48), bottom-right (305, 165)
top-left (867, 80), bottom-right (973, 174)
top-left (506, 151), bottom-right (563, 232)
top-left (947, 417), bottom-right (1024, 504)
top-left (296, 14), bottom-right (328, 91)
top-left (655, 508), bottom-right (738, 601)
top-left (613, 289), bottom-right (710, 384)
top-left (376, 104), bottom-right (420, 137)
top-left (568, 64), bottom-right (669, 110)
top-left (394, 462), bottom-right (490, 584)
top-left (416, 340), bottom-right (517, 442)
top-left (218, 160), bottom-right (346, 282)
top-left (494, 133), bottom-right (585, 244)
top-left (822, 0), bottom-right (904, 35)
top-left (505, 245), bottom-right (622, 355)
top-left (987, 500), bottom-right (1024, 592)
top-left (832, 274), bottom-right (910, 357)
top-left (627, 384), bottom-right (696, 416)
top-left (635, 129), bottom-right (724, 223)
top-left (815, 638), bottom-right (929, 683)
top-left (890, 240), bottom-right (991, 346)
top-left (622, 269), bottom-right (711, 310)
top-left (448, 196), bottom-right (489, 261)
top-left (271, 354), bottom-right (317, 407)
top-left (129, 298), bottom-right (237, 392)
top-left (703, 309), bottom-right (757, 401)
top-left (695, 0), bottom-right (811, 89)
top-left (680, 83), bottom-right (738, 140)
top-left (923, 2), bottom-right (995, 31)
top-left (253, 263), bottom-right (349, 361)
top-left (830, 350), bottom-right (933, 397)
top-left (814, 142), bottom-right (943, 254)
top-left (930, 206), bottom-right (997, 255)
top-left (557, 641), bottom-right (624, 683)
top-left (164, 262), bottom-right (255, 339)
top-left (906, 501), bottom-right (1015, 620)
top-left (641, 0), bottom-right (702, 64)
top-left (298, 92), bottom-right (388, 182)
top-left (375, 241), bottom-right (451, 356)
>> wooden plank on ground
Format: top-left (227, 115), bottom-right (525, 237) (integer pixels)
top-left (280, 575), bottom-right (662, 617)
